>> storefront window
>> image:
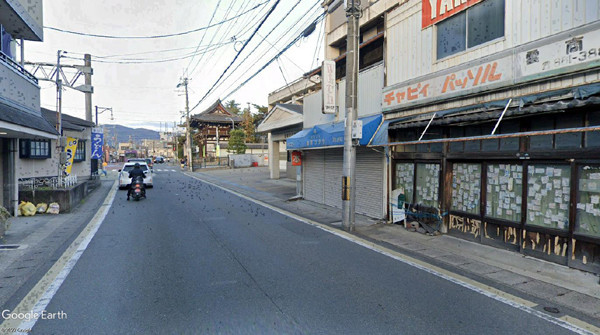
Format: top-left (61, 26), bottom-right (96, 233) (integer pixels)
top-left (395, 163), bottom-right (414, 204)
top-left (451, 163), bottom-right (481, 214)
top-left (416, 163), bottom-right (440, 208)
top-left (526, 164), bottom-right (570, 230)
top-left (486, 164), bottom-right (522, 222)
top-left (576, 166), bottom-right (600, 238)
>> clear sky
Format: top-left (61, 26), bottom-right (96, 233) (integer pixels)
top-left (26, 0), bottom-right (324, 131)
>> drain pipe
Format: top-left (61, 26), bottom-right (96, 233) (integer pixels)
top-left (11, 139), bottom-right (19, 217)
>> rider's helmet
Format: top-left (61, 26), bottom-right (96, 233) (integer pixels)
top-left (134, 163), bottom-right (140, 168)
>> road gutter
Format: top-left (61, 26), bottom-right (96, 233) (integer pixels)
top-left (186, 172), bottom-right (600, 335)
top-left (0, 180), bottom-right (118, 334)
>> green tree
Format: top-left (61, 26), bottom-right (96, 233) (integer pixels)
top-left (224, 100), bottom-right (242, 115)
top-left (228, 129), bottom-right (247, 154)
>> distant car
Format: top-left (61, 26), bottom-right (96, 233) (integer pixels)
top-left (128, 157), bottom-right (153, 170)
top-left (118, 162), bottom-right (153, 189)
top-left (154, 156), bottom-right (165, 164)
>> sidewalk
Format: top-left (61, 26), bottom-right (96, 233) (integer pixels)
top-left (191, 167), bottom-right (600, 323)
top-left (0, 177), bottom-right (115, 310)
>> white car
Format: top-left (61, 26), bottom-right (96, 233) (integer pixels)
top-left (118, 162), bottom-right (153, 189)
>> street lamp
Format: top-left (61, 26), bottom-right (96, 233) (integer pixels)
top-left (226, 117), bottom-right (235, 130)
top-left (95, 106), bottom-right (113, 126)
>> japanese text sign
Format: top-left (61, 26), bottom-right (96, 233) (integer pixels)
top-left (382, 57), bottom-right (512, 110)
top-left (91, 128), bottom-right (104, 159)
top-left (63, 137), bottom-right (78, 176)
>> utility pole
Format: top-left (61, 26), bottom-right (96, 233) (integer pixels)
top-left (342, 0), bottom-right (361, 232)
top-left (178, 78), bottom-right (193, 172)
top-left (84, 54), bottom-right (93, 122)
top-left (55, 50), bottom-right (64, 133)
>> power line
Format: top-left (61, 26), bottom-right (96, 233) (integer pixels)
top-left (43, 1), bottom-right (268, 39)
top-left (207, 0), bottom-right (304, 98)
top-left (184, 0), bottom-right (223, 75)
top-left (190, 0), bottom-right (282, 112)
top-left (223, 14), bottom-right (325, 101)
top-left (216, 3), bottom-right (323, 97)
top-left (189, 0), bottom-right (253, 79)
top-left (217, 5), bottom-right (323, 99)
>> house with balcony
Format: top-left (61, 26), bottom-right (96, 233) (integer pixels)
top-left (0, 0), bottom-right (58, 217)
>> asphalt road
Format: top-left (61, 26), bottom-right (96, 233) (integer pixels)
top-left (29, 169), bottom-right (577, 334)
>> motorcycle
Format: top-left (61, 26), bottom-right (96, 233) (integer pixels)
top-left (130, 176), bottom-right (146, 201)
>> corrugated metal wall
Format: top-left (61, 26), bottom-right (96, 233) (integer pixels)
top-left (303, 148), bottom-right (385, 219)
top-left (304, 150), bottom-right (325, 203)
top-left (324, 149), bottom-right (343, 209)
top-left (355, 148), bottom-right (385, 219)
top-left (386, 0), bottom-right (600, 87)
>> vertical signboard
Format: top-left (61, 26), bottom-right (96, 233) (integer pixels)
top-left (63, 137), bottom-right (78, 176)
top-left (291, 151), bottom-right (302, 166)
top-left (322, 60), bottom-right (336, 114)
top-left (91, 127), bottom-right (104, 159)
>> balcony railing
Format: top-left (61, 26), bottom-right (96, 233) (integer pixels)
top-left (0, 51), bottom-right (38, 85)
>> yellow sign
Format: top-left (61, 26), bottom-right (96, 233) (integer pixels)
top-left (216, 144), bottom-right (220, 157)
top-left (63, 137), bottom-right (78, 175)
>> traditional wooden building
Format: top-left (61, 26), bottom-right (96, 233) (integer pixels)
top-left (190, 100), bottom-right (241, 158)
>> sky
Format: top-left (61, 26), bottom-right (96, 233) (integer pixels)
top-left (25, 0), bottom-right (325, 132)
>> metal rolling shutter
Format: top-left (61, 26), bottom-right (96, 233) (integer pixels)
top-left (303, 150), bottom-right (324, 203)
top-left (355, 148), bottom-right (385, 219)
top-left (324, 148), bottom-right (343, 209)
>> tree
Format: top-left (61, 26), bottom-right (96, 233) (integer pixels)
top-left (241, 108), bottom-right (256, 143)
top-left (228, 129), bottom-right (246, 154)
top-left (224, 100), bottom-right (241, 115)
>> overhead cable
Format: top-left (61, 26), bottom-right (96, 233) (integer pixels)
top-left (190, 0), bottom-right (282, 112)
top-left (223, 14), bottom-right (325, 100)
top-left (43, 1), bottom-right (268, 39)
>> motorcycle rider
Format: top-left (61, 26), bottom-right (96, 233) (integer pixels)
top-left (127, 163), bottom-right (147, 200)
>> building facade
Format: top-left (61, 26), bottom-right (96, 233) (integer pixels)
top-left (0, 0), bottom-right (58, 215)
top-left (379, 0), bottom-right (600, 274)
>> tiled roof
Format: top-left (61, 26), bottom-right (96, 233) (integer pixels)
top-left (0, 103), bottom-right (59, 135)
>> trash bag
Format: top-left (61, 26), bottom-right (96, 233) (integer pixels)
top-left (46, 202), bottom-right (60, 215)
top-left (36, 203), bottom-right (48, 214)
top-left (20, 202), bottom-right (36, 216)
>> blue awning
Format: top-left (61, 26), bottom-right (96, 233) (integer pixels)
top-left (367, 119), bottom-right (391, 146)
top-left (287, 114), bottom-right (382, 150)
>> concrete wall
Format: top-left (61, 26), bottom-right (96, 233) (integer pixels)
top-left (229, 154), bottom-right (268, 168)
top-left (1, 0), bottom-right (43, 41)
top-left (18, 139), bottom-right (59, 178)
top-left (19, 179), bottom-right (99, 213)
top-left (0, 61), bottom-right (41, 116)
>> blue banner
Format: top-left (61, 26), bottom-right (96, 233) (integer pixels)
top-left (91, 128), bottom-right (104, 159)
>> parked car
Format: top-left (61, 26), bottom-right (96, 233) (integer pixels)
top-left (118, 162), bottom-right (153, 189)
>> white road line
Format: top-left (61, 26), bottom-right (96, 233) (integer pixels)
top-left (170, 169), bottom-right (175, 172)
top-left (184, 172), bottom-right (598, 335)
top-left (0, 180), bottom-right (119, 334)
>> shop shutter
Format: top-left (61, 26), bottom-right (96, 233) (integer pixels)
top-left (324, 148), bottom-right (343, 209)
top-left (304, 150), bottom-right (325, 203)
top-left (355, 148), bottom-right (385, 219)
